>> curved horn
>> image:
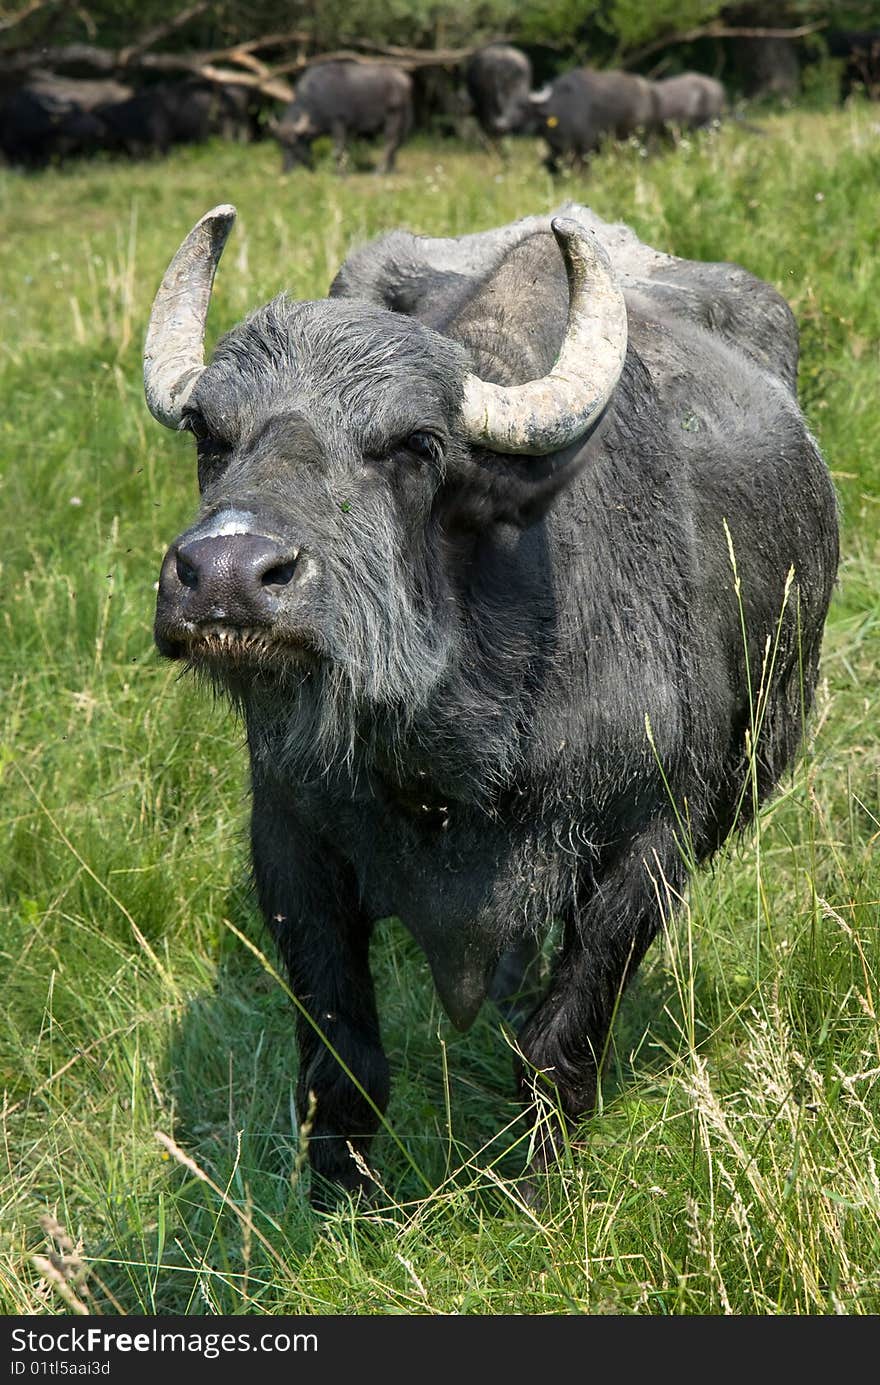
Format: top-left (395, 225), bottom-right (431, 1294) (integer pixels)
top-left (143, 203), bottom-right (236, 430)
top-left (460, 216), bottom-right (627, 456)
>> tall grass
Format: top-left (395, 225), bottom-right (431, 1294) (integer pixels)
top-left (1, 109), bottom-right (879, 1315)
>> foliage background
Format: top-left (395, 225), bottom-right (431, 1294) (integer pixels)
top-left (7, 0), bottom-right (880, 60)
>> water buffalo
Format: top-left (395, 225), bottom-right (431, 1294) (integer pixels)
top-left (826, 28), bottom-right (880, 100)
top-left (410, 64), bottom-right (471, 138)
top-left (272, 60), bottom-right (413, 173)
top-left (731, 36), bottom-right (801, 100)
top-left (465, 42), bottom-right (533, 142)
top-left (143, 202), bottom-right (838, 1207)
top-left (95, 80), bottom-right (241, 159)
top-left (653, 72), bottom-right (726, 131)
top-left (529, 68), bottom-right (660, 172)
top-left (0, 74), bottom-right (261, 166)
top-left (0, 73), bottom-right (133, 166)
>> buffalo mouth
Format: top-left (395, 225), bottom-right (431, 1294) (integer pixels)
top-left (156, 620), bottom-right (321, 671)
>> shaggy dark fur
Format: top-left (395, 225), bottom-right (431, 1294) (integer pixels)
top-left (153, 206), bottom-right (839, 1205)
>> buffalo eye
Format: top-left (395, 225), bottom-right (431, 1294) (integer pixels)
top-left (181, 410), bottom-right (231, 489)
top-left (404, 431), bottom-right (442, 462)
top-left (180, 409), bottom-right (212, 443)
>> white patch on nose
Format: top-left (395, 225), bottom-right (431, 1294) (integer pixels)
top-left (196, 509), bottom-right (257, 539)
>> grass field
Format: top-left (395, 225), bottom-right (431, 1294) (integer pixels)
top-left (1, 106), bottom-right (879, 1316)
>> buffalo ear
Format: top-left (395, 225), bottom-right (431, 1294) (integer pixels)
top-left (459, 218), bottom-right (627, 456)
top-left (439, 431), bottom-right (606, 532)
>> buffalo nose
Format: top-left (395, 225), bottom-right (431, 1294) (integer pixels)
top-left (166, 533), bottom-right (300, 625)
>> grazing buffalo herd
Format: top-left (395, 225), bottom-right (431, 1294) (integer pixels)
top-left (0, 71), bottom-right (259, 166)
top-left (0, 49), bottom-right (729, 175)
top-left (6, 27), bottom-right (875, 175)
top-left (528, 67), bottom-right (720, 174)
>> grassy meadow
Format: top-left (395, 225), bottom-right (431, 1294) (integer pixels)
top-left (1, 106), bottom-right (879, 1315)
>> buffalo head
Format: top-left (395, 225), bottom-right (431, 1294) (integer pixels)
top-left (271, 107), bottom-right (317, 170)
top-left (144, 205), bottom-right (627, 768)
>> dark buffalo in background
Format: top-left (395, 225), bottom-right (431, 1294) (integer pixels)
top-left (410, 63), bottom-right (471, 139)
top-left (272, 60), bottom-right (413, 172)
top-left (653, 72), bottom-right (726, 131)
top-left (185, 80), bottom-right (265, 144)
top-left (530, 68), bottom-right (660, 172)
top-left (0, 74), bottom-right (259, 164)
top-left (730, 36), bottom-right (801, 101)
top-left (142, 199), bottom-right (838, 1206)
top-left (826, 28), bottom-right (880, 100)
top-left (465, 42), bottom-right (533, 142)
top-left (95, 79), bottom-right (255, 158)
top-left (0, 72), bottom-right (132, 165)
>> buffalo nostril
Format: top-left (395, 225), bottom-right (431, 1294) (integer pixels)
top-left (176, 552), bottom-right (199, 589)
top-left (261, 559), bottom-right (298, 588)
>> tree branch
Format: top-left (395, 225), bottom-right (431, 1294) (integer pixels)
top-left (621, 21), bottom-right (828, 69)
top-left (271, 43), bottom-right (476, 78)
top-left (118, 0), bottom-right (209, 66)
top-left (0, 0), bottom-right (63, 35)
top-left (0, 30), bottom-right (479, 85)
top-left (195, 62), bottom-right (292, 102)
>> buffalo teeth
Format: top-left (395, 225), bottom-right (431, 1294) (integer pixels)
top-left (194, 624), bottom-right (276, 653)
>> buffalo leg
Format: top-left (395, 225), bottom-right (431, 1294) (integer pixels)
top-left (378, 109), bottom-right (406, 173)
top-left (331, 120), bottom-right (350, 175)
top-left (543, 147), bottom-right (560, 176)
top-left (489, 934), bottom-right (543, 1028)
top-left (515, 819), bottom-right (686, 1175)
top-left (251, 797), bottom-right (389, 1207)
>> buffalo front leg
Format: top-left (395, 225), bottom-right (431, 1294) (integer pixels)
top-left (251, 796), bottom-right (389, 1208)
top-left (515, 820), bottom-right (686, 1180)
top-left (377, 109), bottom-right (407, 172)
top-left (331, 119), bottom-right (350, 175)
